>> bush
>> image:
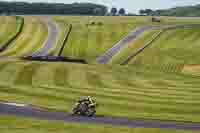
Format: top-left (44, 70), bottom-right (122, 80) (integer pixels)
top-left (86, 21), bottom-right (103, 27)
top-left (97, 22), bottom-right (103, 26)
top-left (90, 21), bottom-right (96, 25)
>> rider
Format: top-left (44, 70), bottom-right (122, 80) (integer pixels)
top-left (78, 96), bottom-right (96, 107)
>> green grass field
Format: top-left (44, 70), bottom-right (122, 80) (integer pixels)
top-left (110, 29), bottom-right (162, 64)
top-left (1, 116), bottom-right (196, 133)
top-left (129, 27), bottom-right (200, 72)
top-left (1, 61), bottom-right (200, 123)
top-left (0, 16), bottom-right (22, 48)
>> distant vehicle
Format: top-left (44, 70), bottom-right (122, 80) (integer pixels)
top-left (72, 96), bottom-right (98, 117)
top-left (152, 17), bottom-right (161, 23)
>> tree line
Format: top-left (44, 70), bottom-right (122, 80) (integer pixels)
top-left (0, 1), bottom-right (108, 15)
top-left (139, 4), bottom-right (200, 17)
top-left (2, 1), bottom-right (199, 17)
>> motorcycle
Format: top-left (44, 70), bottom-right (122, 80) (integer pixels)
top-left (72, 100), bottom-right (97, 117)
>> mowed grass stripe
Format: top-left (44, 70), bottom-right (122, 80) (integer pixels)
top-left (14, 63), bottom-right (43, 85)
top-left (0, 62), bottom-right (28, 84)
top-left (0, 85), bottom-right (68, 102)
top-left (177, 28), bottom-right (196, 40)
top-left (110, 29), bottom-right (161, 64)
top-left (9, 62), bottom-right (200, 94)
top-left (128, 29), bottom-right (181, 64)
top-left (6, 19), bottom-right (39, 56)
top-left (66, 64), bottom-right (90, 87)
top-left (130, 28), bottom-right (200, 66)
top-left (0, 18), bottom-right (37, 56)
top-left (0, 16), bottom-right (18, 47)
top-left (32, 63), bottom-right (56, 86)
top-left (50, 83), bottom-right (200, 102)
top-left (0, 17), bottom-right (10, 35)
top-left (86, 71), bottom-right (106, 88)
top-left (17, 63), bottom-right (200, 101)
top-left (34, 65), bottom-right (200, 102)
top-left (0, 62), bottom-right (12, 72)
top-left (0, 17), bottom-right (48, 57)
top-left (107, 78), bottom-right (200, 93)
top-left (190, 29), bottom-right (200, 42)
top-left (53, 65), bottom-right (69, 86)
top-left (10, 23), bottom-right (38, 55)
top-left (10, 63), bottom-right (198, 95)
top-left (0, 16), bottom-right (6, 31)
top-left (85, 68), bottom-right (200, 96)
top-left (0, 17), bottom-right (8, 42)
top-left (18, 20), bottom-right (48, 55)
top-left (3, 62), bottom-right (200, 93)
top-left (39, 85), bottom-right (200, 107)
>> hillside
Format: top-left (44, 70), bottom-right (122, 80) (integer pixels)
top-left (1, 15), bottom-right (200, 132)
top-left (1, 61), bottom-right (200, 123)
top-left (126, 26), bottom-right (200, 75)
top-left (151, 4), bottom-right (200, 17)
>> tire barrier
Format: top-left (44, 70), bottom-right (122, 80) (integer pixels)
top-left (22, 56), bottom-right (87, 64)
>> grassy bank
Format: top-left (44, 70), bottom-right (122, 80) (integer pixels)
top-left (0, 16), bottom-right (22, 49)
top-left (130, 27), bottom-right (200, 65)
top-left (0, 16), bottom-right (48, 57)
top-left (0, 61), bottom-right (200, 122)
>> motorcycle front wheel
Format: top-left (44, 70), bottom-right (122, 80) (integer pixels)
top-left (85, 107), bottom-right (96, 117)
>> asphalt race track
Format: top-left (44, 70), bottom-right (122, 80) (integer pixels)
top-left (0, 102), bottom-right (200, 131)
top-left (96, 26), bottom-right (156, 64)
top-left (31, 17), bottom-right (60, 56)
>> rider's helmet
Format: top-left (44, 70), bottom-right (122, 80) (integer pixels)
top-left (78, 96), bottom-right (95, 106)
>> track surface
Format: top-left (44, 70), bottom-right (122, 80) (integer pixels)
top-left (96, 26), bottom-right (157, 64)
top-left (1, 102), bottom-right (200, 131)
top-left (121, 30), bottom-right (164, 65)
top-left (32, 17), bottom-right (59, 56)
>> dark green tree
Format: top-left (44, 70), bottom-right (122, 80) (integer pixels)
top-left (118, 8), bottom-right (126, 16)
top-left (139, 9), bottom-right (153, 16)
top-left (139, 9), bottom-right (145, 15)
top-left (110, 7), bottom-right (117, 16)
